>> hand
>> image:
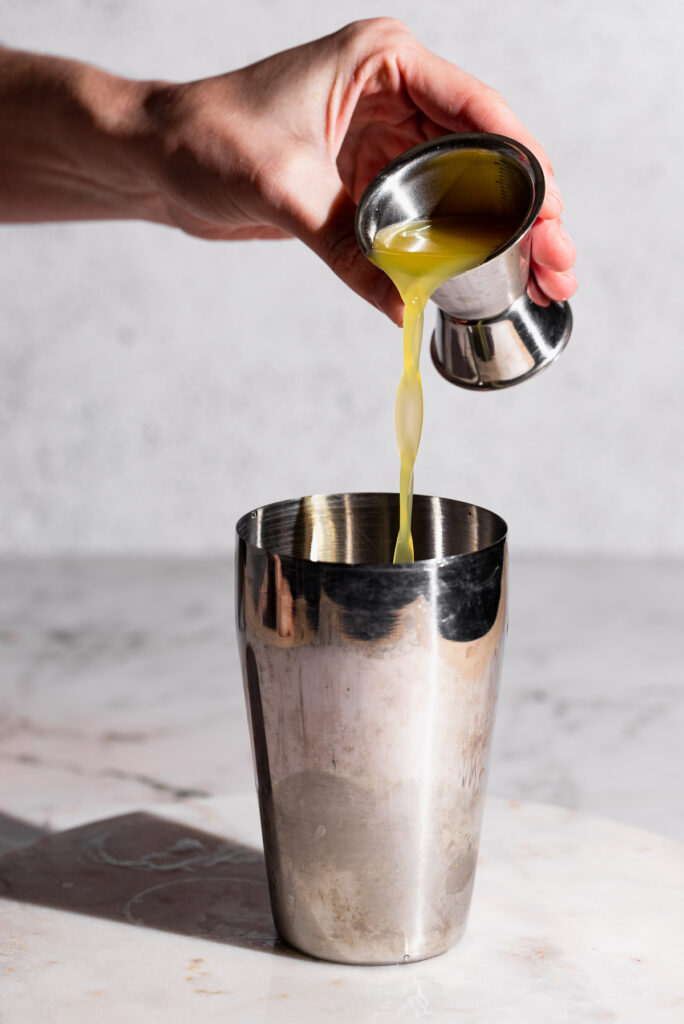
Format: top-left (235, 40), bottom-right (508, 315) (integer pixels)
top-left (0, 21), bottom-right (576, 322)
top-left (146, 19), bottom-right (577, 322)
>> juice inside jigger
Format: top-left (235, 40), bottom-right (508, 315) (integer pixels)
top-left (369, 214), bottom-right (518, 563)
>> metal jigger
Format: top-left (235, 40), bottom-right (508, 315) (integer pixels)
top-left (355, 132), bottom-right (572, 389)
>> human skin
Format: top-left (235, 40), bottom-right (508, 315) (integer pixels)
top-left (0, 18), bottom-right (576, 323)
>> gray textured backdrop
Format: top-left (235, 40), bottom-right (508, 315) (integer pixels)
top-left (1, 0), bottom-right (682, 555)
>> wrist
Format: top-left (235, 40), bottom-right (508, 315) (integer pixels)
top-left (136, 73), bottom-right (261, 238)
top-left (64, 60), bottom-right (170, 223)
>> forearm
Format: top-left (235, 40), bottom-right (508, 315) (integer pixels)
top-left (0, 46), bottom-right (166, 224)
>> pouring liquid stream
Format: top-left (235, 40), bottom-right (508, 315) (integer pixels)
top-left (369, 214), bottom-right (518, 563)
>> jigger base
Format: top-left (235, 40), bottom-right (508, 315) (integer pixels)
top-left (430, 293), bottom-right (572, 390)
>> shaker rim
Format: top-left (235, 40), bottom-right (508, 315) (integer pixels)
top-left (235, 491), bottom-right (507, 570)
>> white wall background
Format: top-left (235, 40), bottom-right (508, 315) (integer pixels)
top-left (0, 0), bottom-right (682, 556)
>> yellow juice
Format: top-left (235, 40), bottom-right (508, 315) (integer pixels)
top-left (369, 214), bottom-right (517, 563)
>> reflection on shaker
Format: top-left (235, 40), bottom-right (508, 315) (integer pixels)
top-left (235, 492), bottom-right (507, 964)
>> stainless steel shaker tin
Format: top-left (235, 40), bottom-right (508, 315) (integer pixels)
top-left (236, 493), bottom-right (508, 965)
top-left (355, 132), bottom-right (572, 389)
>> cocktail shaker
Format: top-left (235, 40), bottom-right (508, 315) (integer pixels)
top-left (236, 492), bottom-right (507, 965)
top-left (355, 132), bottom-right (572, 389)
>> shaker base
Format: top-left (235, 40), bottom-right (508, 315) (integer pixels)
top-left (275, 923), bottom-right (467, 967)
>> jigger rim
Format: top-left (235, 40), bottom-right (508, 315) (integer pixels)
top-left (354, 130), bottom-right (545, 258)
top-left (236, 491), bottom-right (507, 570)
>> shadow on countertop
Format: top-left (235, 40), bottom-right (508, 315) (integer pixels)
top-left (0, 811), bottom-right (50, 857)
top-left (0, 809), bottom-right (304, 958)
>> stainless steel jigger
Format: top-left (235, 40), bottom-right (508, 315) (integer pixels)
top-left (355, 132), bottom-right (572, 389)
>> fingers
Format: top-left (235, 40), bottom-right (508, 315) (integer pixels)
top-left (359, 29), bottom-right (579, 310)
top-left (297, 186), bottom-right (404, 325)
top-left (527, 273), bottom-right (549, 307)
top-left (532, 264), bottom-right (578, 303)
top-left (531, 217), bottom-right (575, 271)
top-left (529, 216), bottom-right (577, 302)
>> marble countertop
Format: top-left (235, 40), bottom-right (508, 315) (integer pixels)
top-left (1, 556), bottom-right (683, 1021)
top-left (2, 794), bottom-right (683, 1022)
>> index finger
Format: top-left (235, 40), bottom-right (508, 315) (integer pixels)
top-left (399, 45), bottom-right (563, 219)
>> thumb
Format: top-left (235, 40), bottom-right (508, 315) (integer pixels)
top-left (297, 187), bottom-right (404, 326)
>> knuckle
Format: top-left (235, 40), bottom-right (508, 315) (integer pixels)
top-left (370, 16), bottom-right (410, 35)
top-left (461, 84), bottom-right (515, 134)
top-left (480, 85), bottom-right (505, 110)
top-left (340, 16), bottom-right (412, 49)
top-left (327, 231), bottom-right (362, 279)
